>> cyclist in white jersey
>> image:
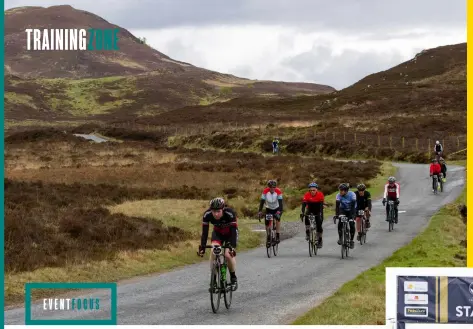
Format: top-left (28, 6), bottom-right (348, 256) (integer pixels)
top-left (258, 180), bottom-right (284, 244)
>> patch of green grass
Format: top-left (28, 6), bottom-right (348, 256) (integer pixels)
top-left (4, 92), bottom-right (37, 109)
top-left (39, 76), bottom-right (137, 116)
top-left (293, 187), bottom-right (466, 325)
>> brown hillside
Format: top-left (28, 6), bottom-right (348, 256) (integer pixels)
top-left (4, 5), bottom-right (335, 123)
top-left (125, 43), bottom-right (465, 136)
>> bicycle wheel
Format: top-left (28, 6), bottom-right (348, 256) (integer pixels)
top-left (210, 264), bottom-right (221, 313)
top-left (440, 178), bottom-right (443, 192)
top-left (359, 219), bottom-right (364, 245)
top-left (308, 227), bottom-right (313, 257)
top-left (388, 208), bottom-right (394, 232)
top-left (272, 224), bottom-right (278, 256)
top-left (433, 177), bottom-right (438, 194)
top-left (341, 225), bottom-right (346, 259)
top-left (362, 218), bottom-right (367, 244)
top-left (345, 224), bottom-right (350, 258)
top-left (312, 230), bottom-right (318, 256)
top-left (266, 228), bottom-right (272, 258)
top-left (223, 262), bottom-right (232, 309)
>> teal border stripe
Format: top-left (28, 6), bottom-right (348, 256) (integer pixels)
top-left (1, 1), bottom-right (5, 327)
top-left (25, 282), bottom-right (117, 325)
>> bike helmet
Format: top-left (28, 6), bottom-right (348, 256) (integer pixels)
top-left (357, 183), bottom-right (366, 191)
top-left (432, 158), bottom-right (438, 162)
top-left (436, 141), bottom-right (440, 144)
top-left (388, 176), bottom-right (396, 183)
top-left (338, 183), bottom-right (349, 191)
top-left (209, 197), bottom-right (225, 210)
top-left (267, 180), bottom-right (277, 188)
top-left (308, 182), bottom-right (318, 189)
top-left (439, 157), bottom-right (445, 162)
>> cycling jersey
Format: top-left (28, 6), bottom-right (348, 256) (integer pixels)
top-left (434, 144), bottom-right (443, 152)
top-left (355, 190), bottom-right (372, 211)
top-left (200, 207), bottom-right (238, 248)
top-left (336, 191), bottom-right (356, 216)
top-left (383, 183), bottom-right (400, 199)
top-left (260, 187), bottom-right (283, 211)
top-left (301, 191), bottom-right (325, 215)
top-left (430, 163), bottom-right (441, 175)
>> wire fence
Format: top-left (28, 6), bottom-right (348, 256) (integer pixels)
top-left (108, 121), bottom-right (466, 154)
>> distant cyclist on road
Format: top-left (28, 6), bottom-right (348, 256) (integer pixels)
top-left (434, 140), bottom-right (443, 161)
top-left (430, 159), bottom-right (442, 192)
top-left (382, 177), bottom-right (400, 223)
top-left (198, 197), bottom-right (238, 290)
top-left (272, 137), bottom-right (280, 154)
top-left (300, 182), bottom-right (325, 247)
top-left (439, 157), bottom-right (447, 181)
top-left (354, 183), bottom-right (372, 241)
top-left (333, 183), bottom-right (356, 249)
top-left (258, 180), bottom-right (284, 245)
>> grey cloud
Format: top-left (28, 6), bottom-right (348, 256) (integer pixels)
top-left (5, 0), bottom-right (465, 31)
top-left (280, 46), bottom-right (406, 89)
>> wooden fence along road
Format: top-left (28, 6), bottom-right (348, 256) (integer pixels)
top-left (108, 121), bottom-right (466, 155)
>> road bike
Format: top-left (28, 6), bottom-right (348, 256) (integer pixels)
top-left (387, 200), bottom-right (396, 232)
top-left (357, 210), bottom-right (368, 245)
top-left (261, 213), bottom-right (278, 258)
top-left (306, 214), bottom-right (319, 257)
top-left (335, 215), bottom-right (351, 259)
top-left (432, 174), bottom-right (442, 194)
top-left (200, 242), bottom-right (235, 313)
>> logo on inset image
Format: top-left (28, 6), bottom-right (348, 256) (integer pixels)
top-left (468, 281), bottom-right (473, 295)
top-left (404, 293), bottom-right (429, 305)
top-left (404, 306), bottom-right (428, 317)
top-left (404, 281), bottom-right (428, 292)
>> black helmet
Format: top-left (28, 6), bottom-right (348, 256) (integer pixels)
top-left (209, 197), bottom-right (225, 210)
top-left (338, 183), bottom-right (349, 191)
top-left (267, 180), bottom-right (277, 188)
top-left (357, 183), bottom-right (366, 191)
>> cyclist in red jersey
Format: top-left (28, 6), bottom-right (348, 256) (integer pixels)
top-left (300, 182), bottom-right (325, 247)
top-left (430, 158), bottom-right (442, 192)
top-left (382, 176), bottom-right (400, 223)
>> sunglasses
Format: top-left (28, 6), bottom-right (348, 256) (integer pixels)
top-left (309, 189), bottom-right (317, 192)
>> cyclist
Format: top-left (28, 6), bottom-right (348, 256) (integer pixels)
top-left (333, 183), bottom-right (356, 249)
top-left (430, 158), bottom-right (442, 192)
top-left (258, 179), bottom-right (284, 245)
top-left (300, 182), bottom-right (325, 247)
top-left (439, 157), bottom-right (447, 181)
top-left (272, 137), bottom-right (280, 154)
top-left (198, 197), bottom-right (238, 290)
top-left (382, 176), bottom-right (400, 223)
top-left (354, 183), bottom-right (372, 241)
top-left (434, 140), bottom-right (443, 161)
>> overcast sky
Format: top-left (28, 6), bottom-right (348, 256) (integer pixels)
top-left (5, 0), bottom-right (466, 89)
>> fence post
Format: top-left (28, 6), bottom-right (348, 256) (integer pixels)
top-left (416, 139), bottom-right (418, 151)
top-left (389, 136), bottom-right (392, 149)
top-left (354, 133), bottom-right (357, 143)
top-left (457, 136), bottom-right (460, 149)
top-left (378, 135), bottom-right (380, 147)
top-left (402, 137), bottom-right (405, 148)
top-left (344, 132), bottom-right (346, 141)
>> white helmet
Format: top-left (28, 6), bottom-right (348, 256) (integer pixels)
top-left (436, 141), bottom-right (440, 144)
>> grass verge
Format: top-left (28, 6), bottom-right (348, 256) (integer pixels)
top-left (292, 186), bottom-right (466, 325)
